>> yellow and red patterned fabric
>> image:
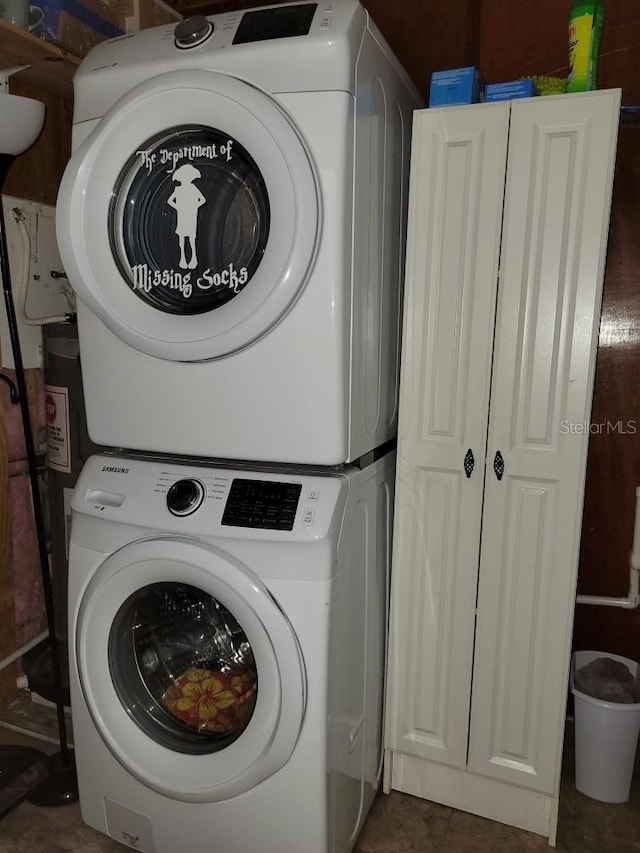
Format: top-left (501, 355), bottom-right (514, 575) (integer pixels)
top-left (162, 666), bottom-right (257, 734)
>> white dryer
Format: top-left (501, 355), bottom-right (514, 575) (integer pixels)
top-left (56, 0), bottom-right (420, 466)
top-left (68, 451), bottom-right (394, 853)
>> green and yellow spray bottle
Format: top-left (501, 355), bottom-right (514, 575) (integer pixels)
top-left (567, 0), bottom-right (604, 92)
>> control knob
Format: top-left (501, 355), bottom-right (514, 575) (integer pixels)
top-left (174, 15), bottom-right (214, 49)
top-left (167, 478), bottom-right (206, 516)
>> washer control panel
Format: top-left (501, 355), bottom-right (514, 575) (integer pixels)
top-left (75, 455), bottom-right (348, 543)
top-left (222, 479), bottom-right (302, 531)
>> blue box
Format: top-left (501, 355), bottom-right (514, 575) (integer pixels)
top-left (429, 66), bottom-right (482, 107)
top-left (484, 79), bottom-right (538, 102)
top-left (32, 0), bottom-right (124, 57)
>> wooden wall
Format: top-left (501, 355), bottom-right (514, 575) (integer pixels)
top-left (359, 0), bottom-right (478, 102)
top-left (575, 126), bottom-right (640, 660)
top-left (3, 77), bottom-right (72, 206)
top-left (478, 0), bottom-right (640, 662)
top-left (353, 0), bottom-right (640, 662)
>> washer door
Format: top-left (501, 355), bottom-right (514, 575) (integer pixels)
top-left (75, 538), bottom-right (305, 802)
top-left (56, 70), bottom-right (320, 362)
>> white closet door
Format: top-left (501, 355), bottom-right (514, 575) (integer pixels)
top-left (468, 90), bottom-right (621, 792)
top-left (386, 103), bottom-right (509, 769)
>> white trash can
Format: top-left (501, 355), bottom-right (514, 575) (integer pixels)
top-left (571, 650), bottom-right (640, 803)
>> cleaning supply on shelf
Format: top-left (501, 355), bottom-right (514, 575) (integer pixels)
top-left (524, 76), bottom-right (566, 96)
top-left (567, 0), bottom-right (604, 92)
top-left (429, 66), bottom-right (482, 107)
top-left (484, 79), bottom-right (538, 102)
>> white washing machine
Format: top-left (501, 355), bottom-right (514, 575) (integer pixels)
top-left (55, 0), bottom-right (420, 466)
top-left (68, 450), bottom-right (394, 853)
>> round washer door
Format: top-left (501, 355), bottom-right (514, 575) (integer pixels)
top-left (75, 537), bottom-right (305, 803)
top-left (56, 70), bottom-right (320, 362)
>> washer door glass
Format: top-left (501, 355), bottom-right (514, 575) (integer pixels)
top-left (56, 70), bottom-right (320, 362)
top-left (75, 538), bottom-right (305, 803)
top-left (110, 126), bottom-right (269, 316)
top-left (109, 582), bottom-right (258, 754)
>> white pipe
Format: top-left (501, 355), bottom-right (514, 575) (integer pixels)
top-left (576, 485), bottom-right (640, 609)
top-left (0, 66), bottom-right (30, 95)
top-left (576, 591), bottom-right (639, 609)
top-left (11, 206), bottom-right (74, 325)
top-left (0, 630), bottom-right (48, 672)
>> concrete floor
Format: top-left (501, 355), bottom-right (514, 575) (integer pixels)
top-left (0, 720), bottom-right (638, 852)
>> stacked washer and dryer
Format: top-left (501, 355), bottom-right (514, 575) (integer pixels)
top-left (56, 2), bottom-right (420, 851)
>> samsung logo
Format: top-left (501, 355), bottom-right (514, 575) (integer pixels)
top-left (101, 466), bottom-right (130, 474)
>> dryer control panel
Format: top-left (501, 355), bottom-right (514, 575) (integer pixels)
top-left (72, 0), bottom-right (370, 124)
top-left (233, 3), bottom-right (317, 45)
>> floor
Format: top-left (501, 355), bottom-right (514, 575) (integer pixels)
top-left (0, 714), bottom-right (638, 853)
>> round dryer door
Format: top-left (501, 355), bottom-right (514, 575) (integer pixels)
top-left (56, 70), bottom-right (320, 362)
top-left (75, 538), bottom-right (305, 803)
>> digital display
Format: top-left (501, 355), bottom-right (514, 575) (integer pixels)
top-left (233, 4), bottom-right (317, 45)
top-left (222, 479), bottom-right (302, 530)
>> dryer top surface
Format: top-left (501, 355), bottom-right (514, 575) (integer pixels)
top-left (73, 0), bottom-right (368, 117)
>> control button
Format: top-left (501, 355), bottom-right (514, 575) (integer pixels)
top-left (174, 15), bottom-right (214, 49)
top-left (302, 508), bottom-right (315, 526)
top-left (224, 502), bottom-right (240, 522)
top-left (167, 478), bottom-right (205, 516)
top-left (307, 490), bottom-right (319, 501)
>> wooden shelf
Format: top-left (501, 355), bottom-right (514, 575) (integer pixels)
top-left (0, 19), bottom-right (80, 98)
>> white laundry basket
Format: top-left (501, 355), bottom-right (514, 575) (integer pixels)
top-left (571, 650), bottom-right (640, 803)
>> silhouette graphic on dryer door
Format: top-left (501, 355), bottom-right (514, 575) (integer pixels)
top-left (167, 164), bottom-right (206, 270)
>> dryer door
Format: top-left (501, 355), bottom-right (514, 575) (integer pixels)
top-left (56, 70), bottom-right (320, 362)
top-left (75, 537), bottom-right (305, 803)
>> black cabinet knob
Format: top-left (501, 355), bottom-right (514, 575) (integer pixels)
top-left (464, 449), bottom-right (475, 478)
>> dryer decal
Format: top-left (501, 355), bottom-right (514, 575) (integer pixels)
top-left (109, 125), bottom-right (270, 316)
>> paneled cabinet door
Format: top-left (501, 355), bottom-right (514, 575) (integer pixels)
top-left (385, 103), bottom-right (510, 770)
top-left (467, 89), bottom-right (621, 794)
